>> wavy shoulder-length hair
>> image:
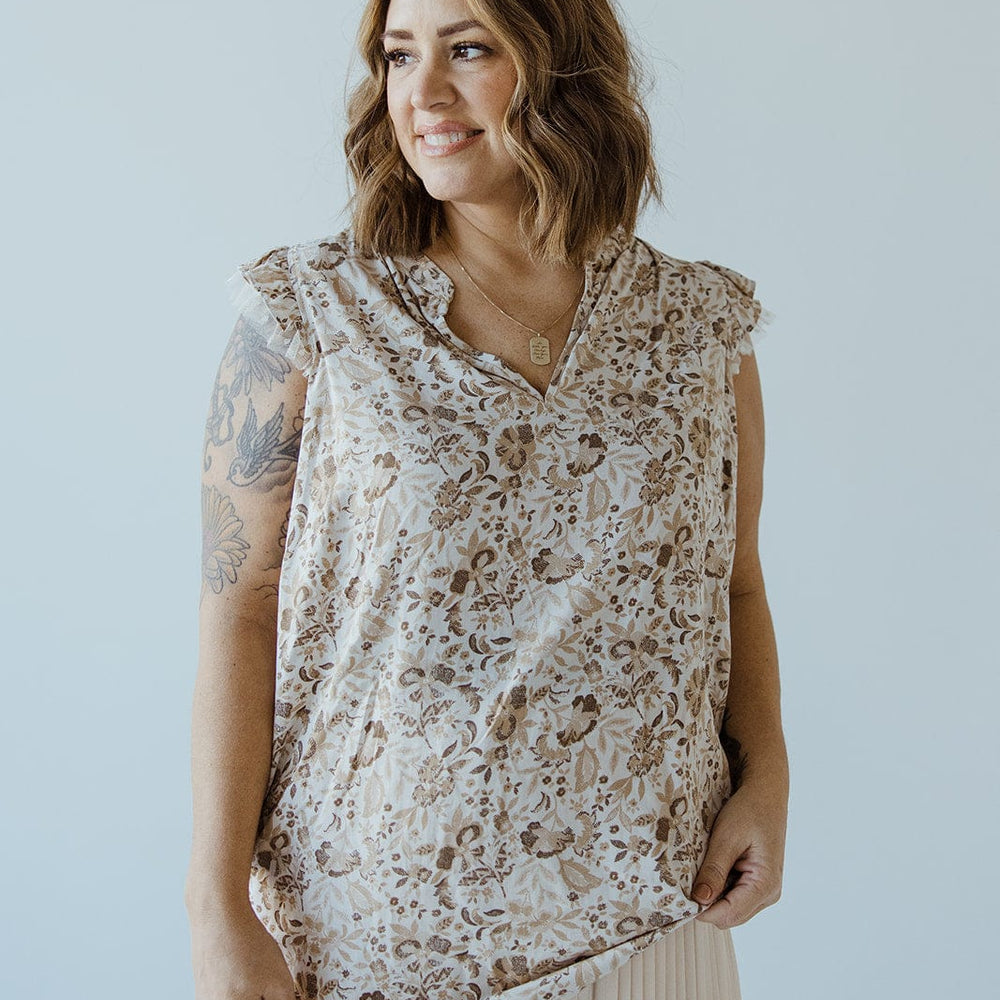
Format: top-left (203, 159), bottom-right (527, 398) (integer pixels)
top-left (345, 0), bottom-right (662, 266)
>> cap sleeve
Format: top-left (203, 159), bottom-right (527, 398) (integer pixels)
top-left (225, 244), bottom-right (318, 379)
top-left (695, 260), bottom-right (776, 377)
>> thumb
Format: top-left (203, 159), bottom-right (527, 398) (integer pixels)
top-left (691, 844), bottom-right (739, 905)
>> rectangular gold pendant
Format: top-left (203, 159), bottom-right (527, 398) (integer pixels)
top-left (529, 335), bottom-right (551, 366)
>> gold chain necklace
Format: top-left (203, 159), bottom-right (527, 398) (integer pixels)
top-left (440, 232), bottom-right (585, 366)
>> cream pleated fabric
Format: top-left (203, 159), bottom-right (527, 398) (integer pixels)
top-left (571, 919), bottom-right (741, 1000)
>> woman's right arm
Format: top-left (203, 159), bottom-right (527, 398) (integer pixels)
top-left (185, 311), bottom-right (307, 996)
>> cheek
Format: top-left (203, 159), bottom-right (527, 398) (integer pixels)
top-left (385, 86), bottom-right (408, 142)
top-left (483, 68), bottom-right (519, 131)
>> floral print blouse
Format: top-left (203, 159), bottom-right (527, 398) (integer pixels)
top-left (224, 224), bottom-right (768, 1000)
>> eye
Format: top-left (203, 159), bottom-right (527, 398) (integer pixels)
top-left (452, 41), bottom-right (492, 60)
top-left (383, 48), bottom-right (412, 68)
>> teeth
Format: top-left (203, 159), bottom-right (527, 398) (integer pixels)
top-left (423, 131), bottom-right (479, 146)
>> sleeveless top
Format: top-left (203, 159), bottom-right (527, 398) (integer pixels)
top-left (224, 225), bottom-right (770, 1000)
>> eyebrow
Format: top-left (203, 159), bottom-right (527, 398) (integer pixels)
top-left (380, 19), bottom-right (486, 43)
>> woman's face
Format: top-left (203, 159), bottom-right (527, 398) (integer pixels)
top-left (382, 0), bottom-right (524, 213)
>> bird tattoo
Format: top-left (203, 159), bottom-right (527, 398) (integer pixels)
top-left (228, 399), bottom-right (301, 488)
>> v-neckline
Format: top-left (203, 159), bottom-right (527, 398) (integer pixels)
top-left (386, 229), bottom-right (630, 409)
top-left (414, 254), bottom-right (598, 408)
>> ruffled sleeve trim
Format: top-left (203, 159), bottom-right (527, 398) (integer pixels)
top-left (695, 259), bottom-right (775, 377)
top-left (224, 245), bottom-right (318, 379)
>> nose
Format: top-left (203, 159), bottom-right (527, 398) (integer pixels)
top-left (408, 55), bottom-right (456, 111)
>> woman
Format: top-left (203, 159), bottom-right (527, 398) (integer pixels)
top-left (186, 0), bottom-right (788, 998)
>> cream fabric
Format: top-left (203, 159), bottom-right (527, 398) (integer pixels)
top-left (225, 226), bottom-right (769, 1000)
top-left (576, 918), bottom-right (741, 1000)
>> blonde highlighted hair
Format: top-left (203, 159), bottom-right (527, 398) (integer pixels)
top-left (344, 0), bottom-right (662, 266)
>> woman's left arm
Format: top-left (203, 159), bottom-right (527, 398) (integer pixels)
top-left (692, 349), bottom-right (790, 928)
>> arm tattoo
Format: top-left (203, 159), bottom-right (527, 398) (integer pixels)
top-left (252, 510), bottom-right (290, 603)
top-left (201, 319), bottom-right (301, 595)
top-left (203, 373), bottom-right (236, 472)
top-left (203, 317), bottom-right (293, 472)
top-left (227, 400), bottom-right (303, 489)
top-left (228, 324), bottom-right (292, 396)
top-left (720, 706), bottom-right (749, 792)
top-left (201, 485), bottom-right (250, 594)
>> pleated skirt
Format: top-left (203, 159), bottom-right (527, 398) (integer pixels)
top-left (570, 918), bottom-right (742, 1000)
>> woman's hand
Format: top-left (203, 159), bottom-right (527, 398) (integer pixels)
top-left (689, 777), bottom-right (788, 929)
top-left (188, 899), bottom-right (298, 1000)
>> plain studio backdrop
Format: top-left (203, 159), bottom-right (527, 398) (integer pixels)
top-left (1, 0), bottom-right (996, 996)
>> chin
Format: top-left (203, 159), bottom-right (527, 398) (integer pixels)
top-left (417, 175), bottom-right (483, 205)
top-left (418, 172), bottom-right (523, 213)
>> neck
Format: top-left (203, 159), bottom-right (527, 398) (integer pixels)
top-left (441, 203), bottom-right (529, 269)
top-left (438, 203), bottom-right (577, 283)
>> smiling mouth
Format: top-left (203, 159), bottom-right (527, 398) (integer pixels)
top-left (419, 130), bottom-right (484, 148)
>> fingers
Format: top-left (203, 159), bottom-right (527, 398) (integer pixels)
top-left (695, 869), bottom-right (758, 928)
top-left (694, 858), bottom-right (783, 928)
top-left (691, 860), bottom-right (732, 907)
top-left (689, 801), bottom-right (784, 928)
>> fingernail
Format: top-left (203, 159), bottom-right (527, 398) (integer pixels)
top-left (694, 883), bottom-right (712, 902)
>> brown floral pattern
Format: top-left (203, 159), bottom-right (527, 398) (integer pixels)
top-left (224, 224), bottom-right (767, 1000)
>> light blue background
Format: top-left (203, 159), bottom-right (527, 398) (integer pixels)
top-left (2, 1), bottom-right (996, 996)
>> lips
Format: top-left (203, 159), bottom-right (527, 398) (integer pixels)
top-left (422, 130), bottom-right (483, 147)
top-left (415, 127), bottom-right (485, 157)
top-left (415, 121), bottom-right (482, 136)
